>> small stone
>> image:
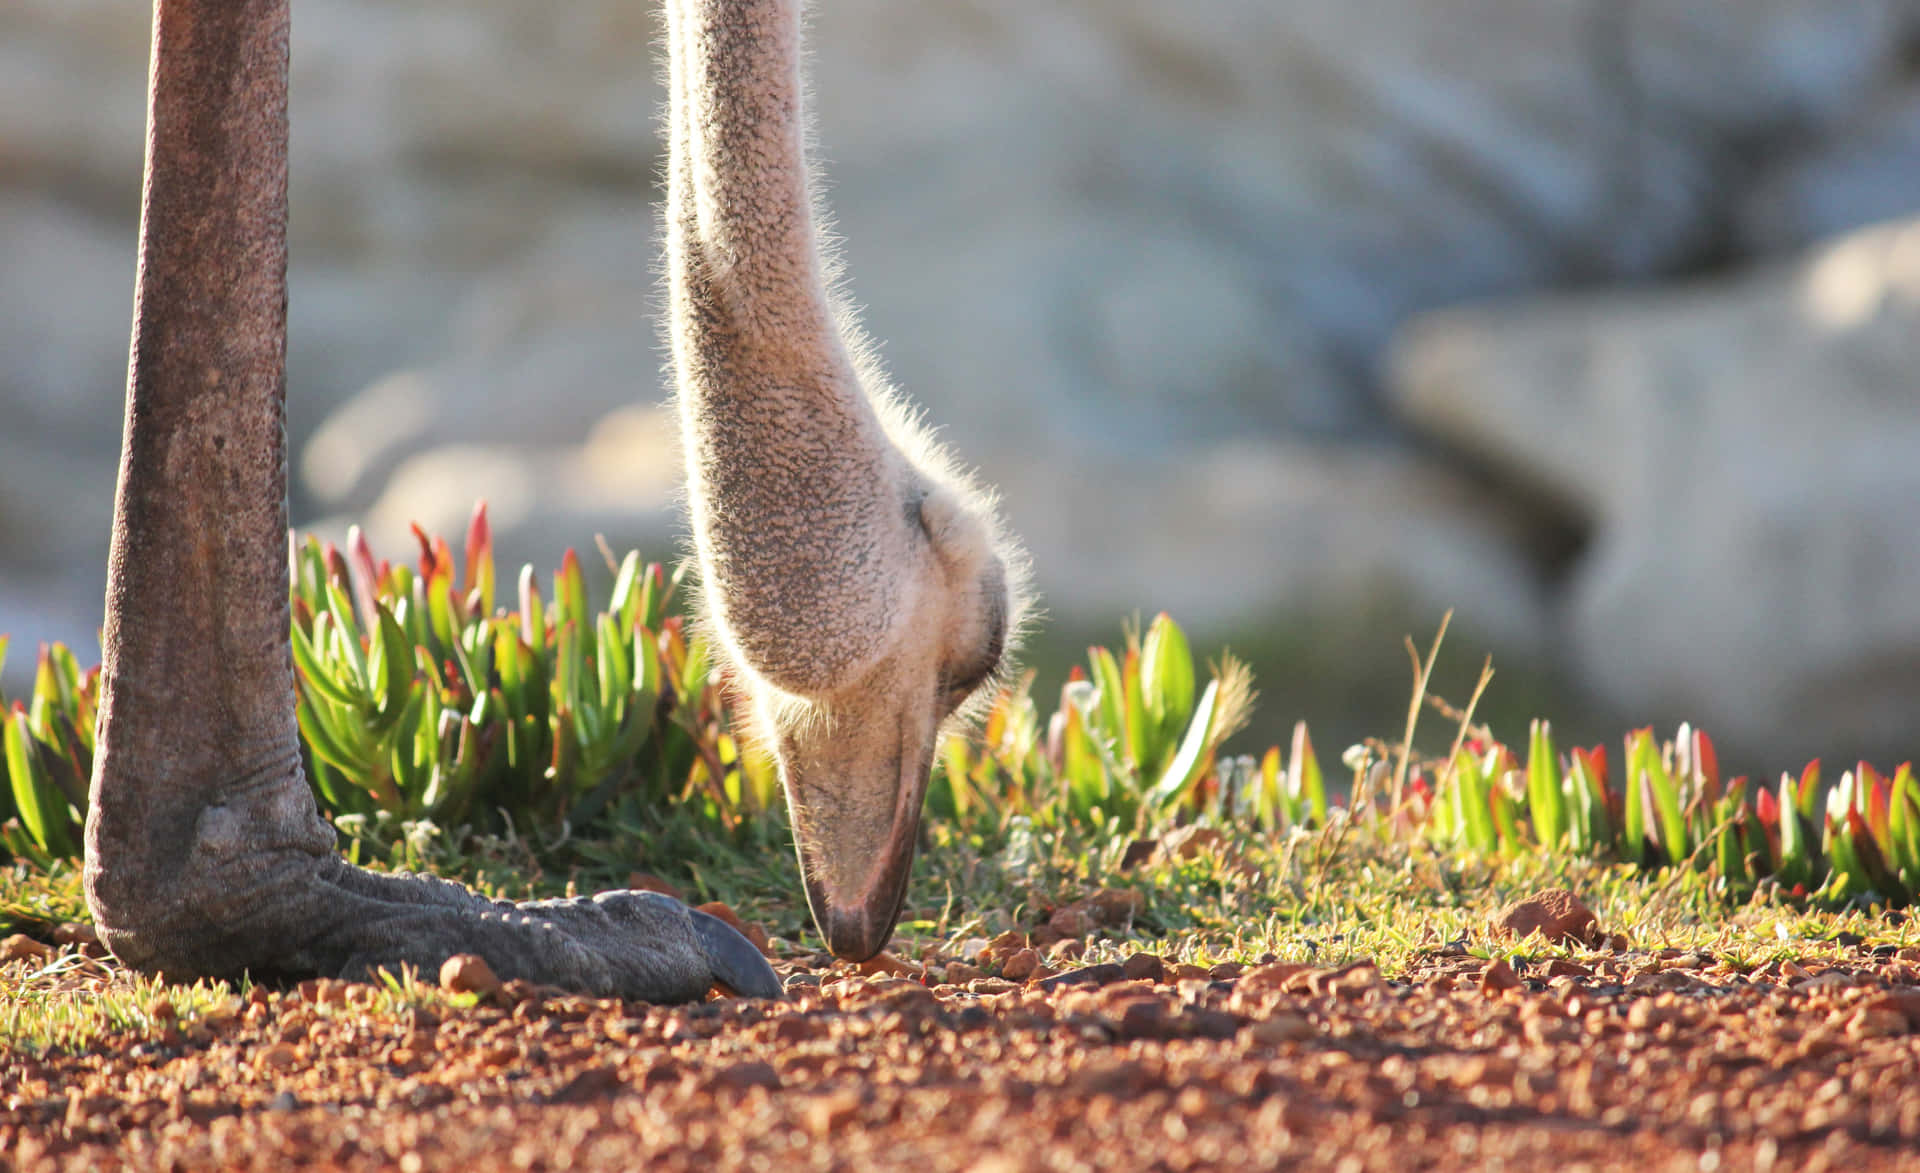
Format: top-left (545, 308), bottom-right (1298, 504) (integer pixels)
top-left (1308, 962), bottom-right (1378, 997)
top-left (1846, 1006), bottom-right (1909, 1040)
top-left (1480, 960), bottom-right (1522, 994)
top-left (709, 1060), bottom-right (781, 1093)
top-left (942, 961), bottom-right (985, 984)
top-left (1243, 1013), bottom-right (1316, 1045)
top-left (51, 923), bottom-right (98, 947)
top-left (1119, 839), bottom-right (1160, 870)
top-left (1036, 963), bottom-right (1128, 991)
top-left (805, 1090), bottom-right (863, 1135)
top-left (478, 1043), bottom-right (517, 1069)
top-left (439, 953), bottom-right (501, 997)
top-left (1001, 948), bottom-right (1041, 982)
top-left (1122, 953), bottom-right (1168, 984)
top-left (1048, 906), bottom-right (1094, 938)
top-left (1090, 888), bottom-right (1146, 925)
top-left (1048, 938), bottom-right (1086, 962)
top-left (255, 1043), bottom-right (300, 1072)
top-left (1117, 999), bottom-right (1173, 1040)
top-left (1179, 1008), bottom-right (1243, 1040)
top-left (983, 930), bottom-right (1030, 964)
top-left (1494, 888), bottom-right (1599, 946)
top-left (545, 1067), bottom-right (621, 1104)
top-left (855, 951), bottom-right (922, 979)
top-left (0, 934), bottom-right (52, 963)
top-left (1241, 961), bottom-right (1312, 990)
top-left (1866, 991), bottom-right (1920, 1028)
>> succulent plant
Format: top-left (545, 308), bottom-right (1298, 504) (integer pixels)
top-left (3, 515), bottom-right (1916, 914)
top-left (930, 612), bottom-right (1298, 837)
top-left (287, 503), bottom-right (779, 840)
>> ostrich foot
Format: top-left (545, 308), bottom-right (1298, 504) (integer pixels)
top-left (304, 862), bottom-right (783, 1001)
top-left (88, 785), bottom-right (781, 1002)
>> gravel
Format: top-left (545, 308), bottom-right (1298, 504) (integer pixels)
top-left (7, 934), bottom-right (1920, 1170)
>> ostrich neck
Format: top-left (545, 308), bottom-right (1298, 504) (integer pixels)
top-left (88, 0), bottom-right (310, 869)
top-left (667, 0), bottom-right (910, 693)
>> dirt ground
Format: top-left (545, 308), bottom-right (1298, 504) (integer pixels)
top-left (7, 928), bottom-right (1920, 1173)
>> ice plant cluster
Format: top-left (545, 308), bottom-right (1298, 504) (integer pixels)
top-left (286, 505), bottom-right (777, 836)
top-left (1413, 722), bottom-right (1920, 905)
top-left (0, 638), bottom-right (93, 866)
top-left (932, 612), bottom-right (1323, 836)
top-left (0, 505), bottom-right (781, 869)
top-left (4, 507), bottom-right (1919, 913)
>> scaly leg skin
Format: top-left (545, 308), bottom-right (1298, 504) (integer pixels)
top-left (316, 866), bottom-right (780, 1000)
top-left (85, 0), bottom-right (778, 1005)
top-left (89, 752), bottom-right (782, 1002)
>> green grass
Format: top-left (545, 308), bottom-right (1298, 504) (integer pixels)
top-left (7, 805), bottom-right (1916, 1057)
top-left (5, 507), bottom-right (1920, 1055)
top-left (0, 955), bottom-right (238, 1056)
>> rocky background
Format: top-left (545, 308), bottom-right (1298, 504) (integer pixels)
top-left (6, 0), bottom-right (1920, 771)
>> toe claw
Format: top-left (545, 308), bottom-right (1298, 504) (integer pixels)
top-left (689, 907), bottom-right (783, 999)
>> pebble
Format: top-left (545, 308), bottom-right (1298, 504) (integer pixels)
top-left (1001, 949), bottom-right (1041, 982)
top-left (1122, 952), bottom-right (1168, 984)
top-left (1243, 1013), bottom-right (1316, 1045)
top-left (439, 954), bottom-right (502, 997)
top-left (0, 934), bottom-right (52, 963)
top-left (255, 1043), bottom-right (300, 1072)
top-left (1481, 960), bottom-right (1523, 994)
top-left (1494, 888), bottom-right (1599, 946)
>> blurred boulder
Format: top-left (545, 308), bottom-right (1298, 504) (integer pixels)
top-left (1000, 441), bottom-right (1550, 656)
top-left (1391, 215), bottom-right (1920, 766)
top-left (5, 0), bottom-right (1920, 737)
top-left (1741, 83), bottom-right (1920, 252)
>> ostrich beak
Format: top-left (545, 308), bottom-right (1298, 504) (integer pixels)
top-left (782, 716), bottom-right (936, 961)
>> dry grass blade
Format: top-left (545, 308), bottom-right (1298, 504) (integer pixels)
top-left (1390, 612), bottom-right (1451, 815)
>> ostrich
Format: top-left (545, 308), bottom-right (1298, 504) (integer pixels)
top-left (667, 1), bottom-right (1025, 961)
top-left (81, 0), bottom-right (1021, 997)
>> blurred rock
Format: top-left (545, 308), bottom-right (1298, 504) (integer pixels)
top-left (1741, 84), bottom-right (1920, 252)
top-left (1005, 440), bottom-right (1551, 655)
top-left (6, 0), bottom-right (1920, 741)
top-left (1494, 889), bottom-right (1599, 947)
top-left (1391, 215), bottom-right (1920, 766)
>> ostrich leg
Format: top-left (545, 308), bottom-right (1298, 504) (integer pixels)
top-left (668, 0), bottom-right (1026, 960)
top-left (82, 0), bottom-right (778, 1001)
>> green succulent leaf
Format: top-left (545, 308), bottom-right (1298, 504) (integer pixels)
top-left (1287, 721), bottom-right (1327, 826)
top-left (1147, 679), bottom-right (1218, 812)
top-left (1526, 719), bottom-right (1563, 849)
top-left (1139, 613), bottom-right (1195, 757)
top-left (6, 709), bottom-right (77, 859)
